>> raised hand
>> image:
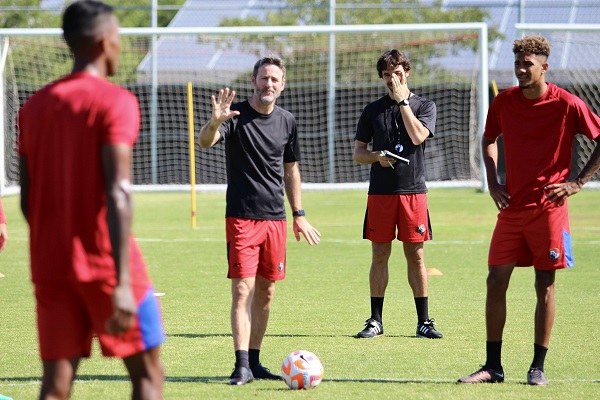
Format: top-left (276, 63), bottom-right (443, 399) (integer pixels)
top-left (390, 69), bottom-right (410, 103)
top-left (211, 87), bottom-right (240, 123)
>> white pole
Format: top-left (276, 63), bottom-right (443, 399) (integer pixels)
top-left (0, 37), bottom-right (8, 195)
top-left (479, 25), bottom-right (489, 193)
top-left (151, 0), bottom-right (159, 184)
top-left (327, 0), bottom-right (336, 183)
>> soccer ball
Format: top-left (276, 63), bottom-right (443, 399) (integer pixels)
top-left (281, 350), bottom-right (324, 390)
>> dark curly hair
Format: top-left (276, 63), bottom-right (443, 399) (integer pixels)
top-left (376, 49), bottom-right (411, 79)
top-left (513, 35), bottom-right (551, 58)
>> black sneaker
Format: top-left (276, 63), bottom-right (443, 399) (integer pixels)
top-left (356, 318), bottom-right (383, 338)
top-left (457, 365), bottom-right (505, 384)
top-left (228, 366), bottom-right (254, 386)
top-left (251, 363), bottom-right (283, 380)
top-left (527, 368), bottom-right (548, 386)
top-left (416, 318), bottom-right (443, 339)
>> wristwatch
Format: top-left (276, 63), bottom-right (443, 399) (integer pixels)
top-left (292, 209), bottom-right (306, 217)
top-left (399, 98), bottom-right (409, 106)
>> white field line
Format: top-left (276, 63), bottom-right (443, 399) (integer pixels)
top-left (5, 236), bottom-right (600, 245)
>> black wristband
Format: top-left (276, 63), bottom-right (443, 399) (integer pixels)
top-left (292, 209), bottom-right (306, 217)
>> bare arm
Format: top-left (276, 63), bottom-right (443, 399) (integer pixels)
top-left (284, 162), bottom-right (321, 245)
top-left (198, 87), bottom-right (240, 148)
top-left (353, 140), bottom-right (397, 168)
top-left (389, 71), bottom-right (430, 145)
top-left (0, 198), bottom-right (6, 252)
top-left (545, 136), bottom-right (600, 205)
top-left (102, 143), bottom-right (136, 334)
top-left (482, 135), bottom-right (511, 210)
top-left (19, 155), bottom-right (29, 223)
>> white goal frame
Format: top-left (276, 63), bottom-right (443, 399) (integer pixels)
top-left (0, 23), bottom-right (489, 195)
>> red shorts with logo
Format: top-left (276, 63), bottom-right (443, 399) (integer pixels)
top-left (35, 280), bottom-right (165, 361)
top-left (488, 202), bottom-right (573, 270)
top-left (226, 217), bottom-right (287, 281)
top-left (363, 194), bottom-right (431, 243)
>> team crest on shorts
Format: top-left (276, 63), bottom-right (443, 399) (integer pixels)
top-left (416, 224), bottom-right (426, 235)
top-left (548, 248), bottom-right (561, 262)
top-left (278, 262), bottom-right (285, 272)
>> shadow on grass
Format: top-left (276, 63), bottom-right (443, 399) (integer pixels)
top-left (3, 375), bottom-right (599, 385)
top-left (168, 333), bottom-right (420, 339)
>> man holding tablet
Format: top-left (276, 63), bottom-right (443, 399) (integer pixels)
top-left (353, 49), bottom-right (442, 340)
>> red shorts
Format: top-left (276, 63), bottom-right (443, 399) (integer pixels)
top-left (35, 280), bottom-right (165, 361)
top-left (363, 194), bottom-right (431, 243)
top-left (226, 217), bottom-right (287, 281)
top-left (488, 202), bottom-right (573, 270)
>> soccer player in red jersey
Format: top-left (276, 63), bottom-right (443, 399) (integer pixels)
top-left (0, 197), bottom-right (7, 253)
top-left (353, 49), bottom-right (442, 340)
top-left (18, 1), bottom-right (164, 399)
top-left (199, 56), bottom-right (321, 385)
top-left (458, 35), bottom-right (600, 386)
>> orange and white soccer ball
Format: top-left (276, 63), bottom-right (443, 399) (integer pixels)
top-left (281, 350), bottom-right (324, 389)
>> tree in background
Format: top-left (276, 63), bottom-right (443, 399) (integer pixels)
top-left (0, 0), bottom-right (60, 28)
top-left (216, 0), bottom-right (502, 85)
top-left (1, 1), bottom-right (186, 85)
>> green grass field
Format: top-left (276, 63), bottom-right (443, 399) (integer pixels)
top-left (1, 188), bottom-right (599, 399)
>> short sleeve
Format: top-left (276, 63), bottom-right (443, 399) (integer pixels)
top-left (102, 90), bottom-right (140, 146)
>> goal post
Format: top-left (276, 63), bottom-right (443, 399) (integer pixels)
top-left (1, 23), bottom-right (489, 195)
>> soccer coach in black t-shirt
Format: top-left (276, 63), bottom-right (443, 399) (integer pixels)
top-left (199, 56), bottom-right (321, 386)
top-left (353, 49), bottom-right (442, 341)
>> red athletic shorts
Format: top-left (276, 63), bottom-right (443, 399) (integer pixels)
top-left (363, 194), bottom-right (431, 243)
top-left (488, 202), bottom-right (573, 270)
top-left (226, 217), bottom-right (287, 281)
top-left (35, 280), bottom-right (165, 361)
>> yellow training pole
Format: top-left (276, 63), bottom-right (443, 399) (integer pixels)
top-left (491, 79), bottom-right (499, 97)
top-left (187, 81), bottom-right (197, 229)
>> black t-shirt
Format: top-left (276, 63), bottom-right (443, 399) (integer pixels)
top-left (355, 94), bottom-right (436, 194)
top-left (218, 100), bottom-right (300, 220)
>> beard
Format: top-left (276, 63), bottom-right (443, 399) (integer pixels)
top-left (256, 88), bottom-right (280, 105)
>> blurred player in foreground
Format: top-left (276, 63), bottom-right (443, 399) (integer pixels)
top-left (353, 49), bottom-right (442, 340)
top-left (0, 197), bottom-right (7, 253)
top-left (199, 56), bottom-right (321, 385)
top-left (458, 34), bottom-right (600, 386)
top-left (18, 1), bottom-right (165, 398)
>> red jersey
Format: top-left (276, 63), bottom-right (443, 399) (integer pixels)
top-left (0, 198), bottom-right (5, 224)
top-left (18, 72), bottom-right (149, 284)
top-left (484, 83), bottom-right (600, 209)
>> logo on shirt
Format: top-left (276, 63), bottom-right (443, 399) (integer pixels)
top-left (416, 224), bottom-right (426, 235)
top-left (395, 144), bottom-right (404, 153)
top-left (278, 262), bottom-right (285, 272)
top-left (549, 248), bottom-right (561, 262)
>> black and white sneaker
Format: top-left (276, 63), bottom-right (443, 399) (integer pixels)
top-left (416, 318), bottom-right (443, 339)
top-left (356, 318), bottom-right (383, 338)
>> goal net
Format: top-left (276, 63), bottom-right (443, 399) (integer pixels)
top-left (1, 24), bottom-right (488, 193)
